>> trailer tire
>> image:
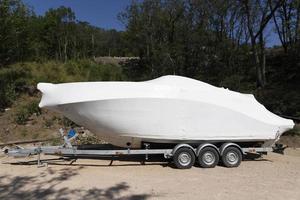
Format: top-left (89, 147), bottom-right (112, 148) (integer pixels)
top-left (198, 147), bottom-right (219, 168)
top-left (173, 147), bottom-right (195, 169)
top-left (221, 146), bottom-right (242, 168)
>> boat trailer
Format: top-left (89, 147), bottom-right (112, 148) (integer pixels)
top-left (4, 128), bottom-right (286, 169)
top-left (4, 141), bottom-right (279, 169)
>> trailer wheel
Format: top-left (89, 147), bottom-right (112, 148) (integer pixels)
top-left (221, 146), bottom-right (242, 168)
top-left (198, 147), bottom-right (219, 168)
top-left (173, 147), bottom-right (195, 169)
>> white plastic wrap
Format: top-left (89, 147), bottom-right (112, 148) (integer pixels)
top-left (38, 75), bottom-right (294, 148)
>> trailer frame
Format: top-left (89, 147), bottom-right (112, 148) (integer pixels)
top-left (6, 142), bottom-right (274, 168)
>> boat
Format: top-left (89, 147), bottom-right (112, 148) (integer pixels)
top-left (37, 75), bottom-right (294, 148)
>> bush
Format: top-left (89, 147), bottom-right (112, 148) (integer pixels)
top-left (88, 63), bottom-right (123, 81)
top-left (15, 108), bottom-right (31, 125)
top-left (15, 100), bottom-right (41, 125)
top-left (0, 65), bottom-right (30, 109)
top-left (26, 100), bottom-right (41, 116)
top-left (121, 59), bottom-right (150, 81)
top-left (0, 84), bottom-right (17, 111)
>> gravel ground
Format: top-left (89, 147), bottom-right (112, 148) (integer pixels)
top-left (0, 148), bottom-right (300, 200)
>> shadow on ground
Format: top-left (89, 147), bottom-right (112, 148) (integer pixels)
top-left (0, 167), bottom-right (152, 200)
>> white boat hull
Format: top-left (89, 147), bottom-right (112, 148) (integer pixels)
top-left (38, 76), bottom-right (294, 148)
top-left (55, 98), bottom-right (290, 148)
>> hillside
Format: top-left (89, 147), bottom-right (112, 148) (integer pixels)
top-left (0, 94), bottom-right (61, 143)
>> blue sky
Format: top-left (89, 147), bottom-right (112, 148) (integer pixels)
top-left (23, 0), bottom-right (280, 47)
top-left (23, 0), bottom-right (131, 30)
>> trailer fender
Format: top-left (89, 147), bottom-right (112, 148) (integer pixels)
top-left (196, 143), bottom-right (219, 156)
top-left (171, 144), bottom-right (195, 156)
top-left (219, 143), bottom-right (244, 156)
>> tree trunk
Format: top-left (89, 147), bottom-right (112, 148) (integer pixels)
top-left (253, 45), bottom-right (263, 88)
top-left (91, 34), bottom-right (95, 59)
top-left (259, 32), bottom-right (266, 86)
top-left (58, 39), bottom-right (62, 61)
top-left (250, 36), bottom-right (265, 88)
top-left (271, 3), bottom-right (288, 52)
top-left (296, 2), bottom-right (300, 49)
top-left (64, 38), bottom-right (68, 62)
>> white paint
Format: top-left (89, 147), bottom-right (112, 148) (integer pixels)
top-left (38, 75), bottom-right (294, 148)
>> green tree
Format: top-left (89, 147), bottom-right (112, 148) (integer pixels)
top-left (0, 0), bottom-right (32, 66)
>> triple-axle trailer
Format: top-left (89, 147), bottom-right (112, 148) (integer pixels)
top-left (7, 141), bottom-right (280, 169)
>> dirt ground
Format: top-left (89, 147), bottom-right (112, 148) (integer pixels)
top-left (0, 149), bottom-right (300, 200)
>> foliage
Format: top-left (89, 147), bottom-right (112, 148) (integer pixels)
top-left (119, 0), bottom-right (300, 117)
top-left (0, 65), bottom-right (29, 109)
top-left (0, 0), bottom-right (32, 66)
top-left (15, 100), bottom-right (41, 125)
top-left (256, 50), bottom-right (300, 117)
top-left (0, 0), bottom-right (299, 119)
top-left (0, 60), bottom-right (124, 110)
top-left (0, 0), bottom-right (128, 66)
top-left (0, 83), bottom-right (17, 111)
top-left (15, 108), bottom-right (29, 125)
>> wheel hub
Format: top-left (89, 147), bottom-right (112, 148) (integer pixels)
top-left (226, 151), bottom-right (238, 165)
top-left (178, 152), bottom-right (191, 166)
top-left (202, 152), bottom-right (215, 165)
